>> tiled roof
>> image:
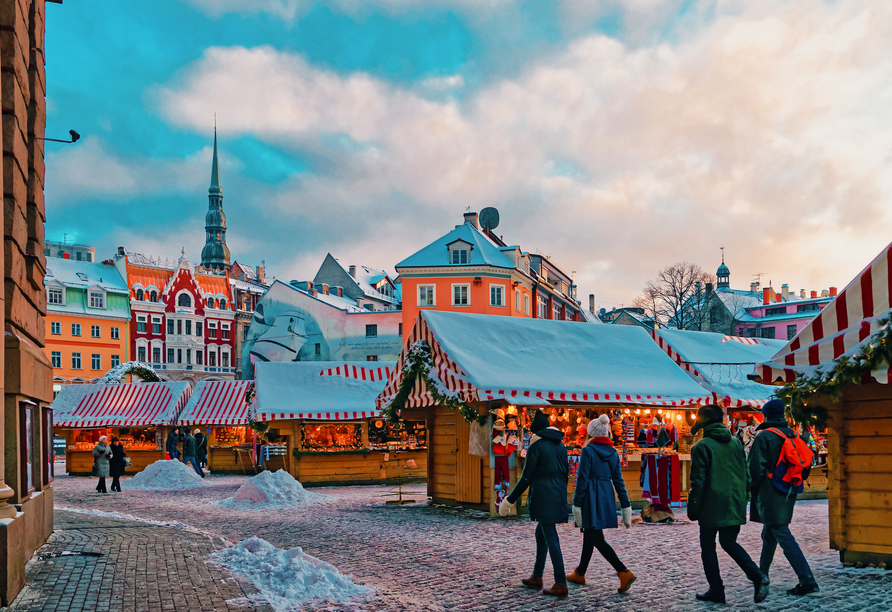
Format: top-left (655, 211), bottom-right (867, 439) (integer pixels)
top-left (127, 264), bottom-right (173, 298)
top-left (196, 273), bottom-right (234, 306)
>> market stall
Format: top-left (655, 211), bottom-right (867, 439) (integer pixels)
top-left (253, 361), bottom-right (427, 486)
top-left (376, 310), bottom-right (712, 515)
top-left (52, 382), bottom-right (193, 475)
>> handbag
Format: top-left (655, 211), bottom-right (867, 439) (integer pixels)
top-left (91, 461), bottom-right (98, 476)
top-left (123, 456), bottom-right (133, 468)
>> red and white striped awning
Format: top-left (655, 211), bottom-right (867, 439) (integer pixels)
top-left (254, 410), bottom-right (380, 421)
top-left (319, 364), bottom-right (392, 382)
top-left (758, 241), bottom-right (892, 384)
top-left (54, 382), bottom-right (192, 429)
top-left (177, 380), bottom-right (252, 426)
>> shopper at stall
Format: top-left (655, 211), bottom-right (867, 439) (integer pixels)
top-left (92, 436), bottom-right (113, 494)
top-left (566, 415), bottom-right (636, 593)
top-left (688, 404), bottom-right (769, 605)
top-left (166, 428), bottom-right (181, 461)
top-left (194, 429), bottom-right (208, 468)
top-left (498, 410), bottom-right (570, 598)
top-left (748, 399), bottom-right (819, 596)
top-left (182, 430), bottom-right (205, 478)
top-left (108, 437), bottom-right (128, 492)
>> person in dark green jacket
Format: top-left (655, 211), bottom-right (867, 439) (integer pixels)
top-left (748, 399), bottom-right (818, 596)
top-left (688, 405), bottom-right (769, 604)
top-left (182, 431), bottom-right (205, 478)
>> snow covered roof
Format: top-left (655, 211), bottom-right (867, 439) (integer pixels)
top-left (377, 311), bottom-right (711, 409)
top-left (230, 277), bottom-right (268, 294)
top-left (45, 259), bottom-right (129, 293)
top-left (178, 380), bottom-right (253, 426)
top-left (713, 289), bottom-right (764, 319)
top-left (396, 223), bottom-right (516, 270)
top-left (52, 382), bottom-right (193, 428)
top-left (254, 362), bottom-right (395, 421)
top-left (651, 329), bottom-right (784, 408)
top-left (579, 308), bottom-right (602, 324)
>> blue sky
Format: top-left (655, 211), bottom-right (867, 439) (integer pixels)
top-left (45, 0), bottom-right (892, 307)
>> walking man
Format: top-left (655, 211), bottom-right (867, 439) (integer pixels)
top-left (182, 429), bottom-right (205, 478)
top-left (166, 428), bottom-right (180, 461)
top-left (749, 399), bottom-right (819, 596)
top-left (688, 405), bottom-right (769, 604)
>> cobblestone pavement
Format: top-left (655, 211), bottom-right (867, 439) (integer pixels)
top-left (14, 474), bottom-right (892, 611)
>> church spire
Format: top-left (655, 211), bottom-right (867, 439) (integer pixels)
top-left (209, 127), bottom-right (221, 195)
top-left (201, 124), bottom-right (230, 271)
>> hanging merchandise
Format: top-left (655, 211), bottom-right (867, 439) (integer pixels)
top-left (468, 421), bottom-right (489, 457)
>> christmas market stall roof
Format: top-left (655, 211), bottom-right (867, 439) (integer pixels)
top-left (376, 310), bottom-right (712, 410)
top-left (254, 361), bottom-right (396, 421)
top-left (51, 382), bottom-right (193, 429)
top-left (177, 380), bottom-right (253, 426)
top-left (651, 329), bottom-right (784, 408)
top-left (757, 241), bottom-right (892, 384)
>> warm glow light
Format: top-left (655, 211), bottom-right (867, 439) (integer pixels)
top-left (624, 409), bottom-right (629, 414)
top-left (677, 414), bottom-right (682, 420)
top-left (635, 409), bottom-right (640, 414)
top-left (657, 409), bottom-right (662, 414)
top-left (644, 409), bottom-right (650, 414)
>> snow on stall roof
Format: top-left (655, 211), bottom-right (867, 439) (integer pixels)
top-left (126, 460), bottom-right (206, 490)
top-left (51, 382), bottom-right (192, 428)
top-left (419, 310), bottom-right (709, 403)
top-left (395, 223), bottom-right (516, 269)
top-left (214, 470), bottom-right (325, 509)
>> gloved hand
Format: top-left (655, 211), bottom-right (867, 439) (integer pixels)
top-left (621, 507), bottom-right (632, 529)
top-left (572, 505), bottom-right (583, 528)
top-left (498, 499), bottom-right (514, 517)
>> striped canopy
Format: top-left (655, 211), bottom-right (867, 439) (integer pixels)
top-left (177, 380), bottom-right (253, 426)
top-left (53, 382), bottom-right (192, 429)
top-left (758, 241), bottom-right (892, 384)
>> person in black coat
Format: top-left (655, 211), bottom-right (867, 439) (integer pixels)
top-left (194, 429), bottom-right (208, 468)
top-left (166, 428), bottom-right (181, 460)
top-left (748, 399), bottom-right (819, 596)
top-left (109, 437), bottom-right (128, 492)
top-left (499, 410), bottom-right (570, 598)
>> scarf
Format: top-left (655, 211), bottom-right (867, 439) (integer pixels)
top-left (586, 436), bottom-right (613, 447)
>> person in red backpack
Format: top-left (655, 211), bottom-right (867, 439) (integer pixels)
top-left (747, 399), bottom-right (819, 596)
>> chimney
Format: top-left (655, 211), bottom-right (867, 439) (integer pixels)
top-left (781, 284), bottom-right (789, 301)
top-left (117, 246), bottom-right (126, 256)
top-left (776, 294), bottom-right (782, 303)
top-left (821, 289), bottom-right (829, 298)
top-left (257, 266), bottom-right (264, 282)
top-left (750, 282), bottom-right (757, 293)
top-left (322, 283), bottom-right (329, 295)
top-left (800, 289), bottom-right (805, 299)
top-left (829, 286), bottom-right (838, 297)
top-left (762, 287), bottom-right (770, 305)
top-left (348, 265), bottom-right (356, 278)
top-left (356, 296), bottom-right (365, 309)
top-left (463, 212), bottom-right (478, 229)
top-left (63, 252), bottom-right (70, 259)
top-left (811, 291), bottom-right (818, 299)
top-left (589, 294), bottom-right (595, 314)
top-left (706, 282), bottom-right (713, 295)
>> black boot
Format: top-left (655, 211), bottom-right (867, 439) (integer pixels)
top-left (754, 576), bottom-right (769, 603)
top-left (787, 582), bottom-right (819, 596)
top-left (695, 587), bottom-right (726, 604)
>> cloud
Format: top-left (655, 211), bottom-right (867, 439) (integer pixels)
top-left (186, 0), bottom-right (510, 21)
top-left (157, 0), bottom-right (892, 306)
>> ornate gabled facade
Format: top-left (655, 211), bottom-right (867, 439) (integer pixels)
top-left (200, 130), bottom-right (230, 272)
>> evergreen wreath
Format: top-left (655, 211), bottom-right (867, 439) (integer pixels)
top-left (775, 314), bottom-right (892, 427)
top-left (384, 341), bottom-right (487, 425)
top-left (99, 361), bottom-right (162, 384)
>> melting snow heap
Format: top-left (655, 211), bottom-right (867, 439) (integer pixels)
top-left (212, 537), bottom-right (373, 611)
top-left (126, 459), bottom-right (206, 490)
top-left (215, 470), bottom-right (324, 509)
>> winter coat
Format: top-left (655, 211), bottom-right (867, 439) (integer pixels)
top-left (748, 422), bottom-right (803, 525)
top-left (182, 434), bottom-right (197, 457)
top-left (572, 440), bottom-right (630, 530)
top-left (166, 431), bottom-right (179, 455)
top-left (688, 422), bottom-right (749, 528)
top-left (92, 442), bottom-right (112, 478)
top-left (507, 427), bottom-right (569, 524)
top-left (109, 442), bottom-right (128, 477)
top-left (195, 433), bottom-right (208, 463)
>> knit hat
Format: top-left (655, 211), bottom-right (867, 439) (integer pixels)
top-left (98, 435), bottom-right (108, 442)
top-left (761, 399), bottom-right (786, 422)
top-left (587, 414), bottom-right (611, 438)
top-left (691, 404), bottom-right (724, 435)
top-left (530, 410), bottom-right (550, 434)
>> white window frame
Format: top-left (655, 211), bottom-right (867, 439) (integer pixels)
top-left (553, 304), bottom-right (561, 320)
top-left (47, 287), bottom-right (64, 305)
top-left (490, 284), bottom-right (505, 307)
top-left (51, 321), bottom-right (61, 335)
top-left (110, 326), bottom-right (120, 339)
top-left (111, 354), bottom-right (120, 368)
top-left (89, 290), bottom-right (106, 309)
top-left (91, 325), bottom-right (100, 338)
top-left (524, 294), bottom-right (530, 316)
top-left (452, 283), bottom-right (470, 306)
top-left (537, 295), bottom-right (548, 319)
top-left (72, 352), bottom-right (82, 369)
top-left (71, 323), bottom-right (81, 337)
top-left (451, 249), bottom-right (469, 264)
top-left (515, 289), bottom-right (521, 312)
top-left (91, 354), bottom-right (101, 370)
top-left (418, 284), bottom-right (436, 307)
top-left (51, 351), bottom-right (61, 368)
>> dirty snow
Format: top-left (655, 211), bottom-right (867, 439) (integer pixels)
top-left (126, 459), bottom-right (205, 490)
top-left (56, 506), bottom-right (191, 529)
top-left (214, 470), bottom-right (324, 509)
top-left (210, 536), bottom-right (373, 612)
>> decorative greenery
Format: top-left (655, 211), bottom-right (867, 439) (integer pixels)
top-left (775, 315), bottom-right (892, 427)
top-left (100, 361), bottom-right (162, 384)
top-left (247, 417), bottom-right (270, 441)
top-left (383, 341), bottom-right (486, 425)
top-left (293, 448), bottom-right (370, 458)
top-left (244, 382), bottom-right (255, 406)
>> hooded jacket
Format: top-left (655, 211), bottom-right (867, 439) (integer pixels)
top-left (166, 430), bottom-right (180, 455)
top-left (748, 421), bottom-right (806, 525)
top-left (506, 427), bottom-right (569, 523)
top-left (688, 422), bottom-right (749, 527)
top-left (573, 440), bottom-right (630, 530)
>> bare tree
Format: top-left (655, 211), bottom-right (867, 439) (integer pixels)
top-left (635, 262), bottom-right (715, 330)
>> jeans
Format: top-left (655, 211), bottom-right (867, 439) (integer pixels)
top-left (533, 523), bottom-right (566, 585)
top-left (700, 525), bottom-right (764, 589)
top-left (578, 529), bottom-right (627, 574)
top-left (760, 524), bottom-right (816, 584)
top-left (169, 451), bottom-right (180, 461)
top-left (184, 456), bottom-right (204, 478)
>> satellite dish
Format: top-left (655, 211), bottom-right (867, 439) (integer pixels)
top-left (479, 207), bottom-right (500, 231)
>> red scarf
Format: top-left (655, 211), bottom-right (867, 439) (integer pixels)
top-left (587, 436), bottom-right (613, 447)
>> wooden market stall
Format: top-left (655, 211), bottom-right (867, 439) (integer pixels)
top-left (253, 361), bottom-right (428, 487)
top-left (52, 382), bottom-right (193, 475)
top-left (376, 310), bottom-right (714, 516)
top-left (757, 241), bottom-right (892, 566)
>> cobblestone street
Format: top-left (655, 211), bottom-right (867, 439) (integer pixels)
top-left (6, 474), bottom-right (891, 611)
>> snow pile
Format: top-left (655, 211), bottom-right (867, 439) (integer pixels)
top-left (126, 459), bottom-right (205, 490)
top-left (211, 536), bottom-right (373, 611)
top-left (215, 470), bottom-right (324, 509)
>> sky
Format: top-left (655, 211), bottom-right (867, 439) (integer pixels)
top-left (44, 0), bottom-right (892, 311)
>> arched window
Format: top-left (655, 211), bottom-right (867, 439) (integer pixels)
top-left (219, 299), bottom-right (226, 310)
top-left (136, 289), bottom-right (144, 301)
top-left (177, 293), bottom-right (192, 308)
top-left (207, 298), bottom-right (215, 309)
top-left (149, 291), bottom-right (158, 303)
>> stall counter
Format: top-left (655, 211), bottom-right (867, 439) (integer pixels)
top-left (292, 449), bottom-right (428, 487)
top-left (564, 452), bottom-right (692, 509)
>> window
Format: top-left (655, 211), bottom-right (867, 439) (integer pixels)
top-left (167, 348), bottom-right (174, 364)
top-left (91, 325), bottom-right (100, 338)
top-left (219, 300), bottom-right (226, 310)
top-left (221, 352), bottom-right (229, 367)
top-left (111, 327), bottom-right (120, 339)
top-left (553, 304), bottom-right (561, 320)
top-left (399, 323), bottom-right (402, 336)
top-left (515, 289), bottom-right (521, 312)
top-left (51, 351), bottom-right (61, 368)
top-left (149, 290), bottom-right (158, 303)
top-left (137, 346), bottom-right (146, 362)
top-left (72, 323), bottom-right (81, 336)
top-left (207, 298), bottom-right (215, 309)
top-left (196, 322), bottom-right (202, 336)
top-left (178, 294), bottom-right (192, 308)
top-left (196, 352), bottom-right (203, 366)
top-left (208, 323), bottom-right (217, 339)
top-left (747, 328), bottom-right (757, 338)
top-left (418, 285), bottom-right (435, 307)
top-left (524, 294), bottom-right (530, 316)
top-left (222, 324), bottom-right (230, 340)
top-left (537, 296), bottom-right (547, 319)
top-left (367, 355), bottom-right (378, 361)
top-left (738, 328), bottom-right (746, 337)
top-left (313, 343), bottom-right (321, 356)
top-left (787, 324), bottom-right (798, 340)
top-left (48, 288), bottom-right (63, 304)
top-left (766, 306), bottom-right (786, 317)
top-left (167, 320), bottom-right (174, 334)
top-left (152, 347), bottom-right (161, 363)
top-left (111, 355), bottom-right (120, 368)
top-left (92, 354), bottom-right (101, 370)
top-left (452, 284), bottom-right (469, 306)
top-left (366, 324), bottom-right (378, 338)
top-left (490, 285), bottom-right (504, 307)
top-left (177, 349), bottom-right (183, 364)
top-left (186, 350), bottom-right (191, 365)
top-left (710, 310), bottom-right (721, 324)
top-left (152, 319), bottom-right (161, 334)
top-left (760, 327), bottom-right (776, 339)
top-left (137, 317), bottom-right (146, 333)
top-left (209, 352), bottom-right (216, 367)
top-left (177, 320), bottom-right (183, 335)
top-left (797, 303), bottom-right (820, 313)
top-left (72, 352), bottom-right (82, 369)
top-left (243, 326), bottom-right (249, 341)
top-left (136, 289), bottom-right (144, 301)
top-left (51, 321), bottom-right (61, 335)
top-left (89, 292), bottom-right (105, 309)
top-left (451, 249), bottom-right (469, 264)
top-left (185, 320), bottom-right (192, 335)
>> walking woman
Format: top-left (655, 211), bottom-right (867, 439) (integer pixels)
top-left (109, 437), bottom-right (128, 492)
top-left (499, 410), bottom-right (570, 598)
top-left (566, 415), bottom-right (636, 593)
top-left (92, 436), bottom-right (113, 494)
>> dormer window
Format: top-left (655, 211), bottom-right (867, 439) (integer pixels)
top-left (48, 287), bottom-right (64, 305)
top-left (447, 239), bottom-right (473, 265)
top-left (136, 289), bottom-right (144, 301)
top-left (76, 272), bottom-right (87, 281)
top-left (89, 291), bottom-right (105, 309)
top-left (452, 249), bottom-right (468, 264)
top-left (178, 293), bottom-right (192, 308)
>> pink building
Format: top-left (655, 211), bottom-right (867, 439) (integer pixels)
top-left (736, 286), bottom-right (835, 341)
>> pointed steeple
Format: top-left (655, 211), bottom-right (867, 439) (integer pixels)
top-left (201, 124), bottom-right (230, 271)
top-left (209, 128), bottom-right (222, 195)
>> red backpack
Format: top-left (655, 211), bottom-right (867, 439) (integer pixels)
top-left (765, 428), bottom-right (813, 497)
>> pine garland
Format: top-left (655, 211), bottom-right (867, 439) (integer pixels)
top-left (99, 361), bottom-right (161, 384)
top-left (383, 341), bottom-right (488, 425)
top-left (775, 315), bottom-right (892, 427)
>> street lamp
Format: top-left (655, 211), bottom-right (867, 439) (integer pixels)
top-left (37, 130), bottom-right (80, 144)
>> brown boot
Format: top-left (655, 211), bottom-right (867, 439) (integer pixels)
top-left (617, 570), bottom-right (636, 593)
top-left (542, 583), bottom-right (569, 598)
top-left (566, 570), bottom-right (586, 585)
top-left (521, 576), bottom-right (543, 590)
